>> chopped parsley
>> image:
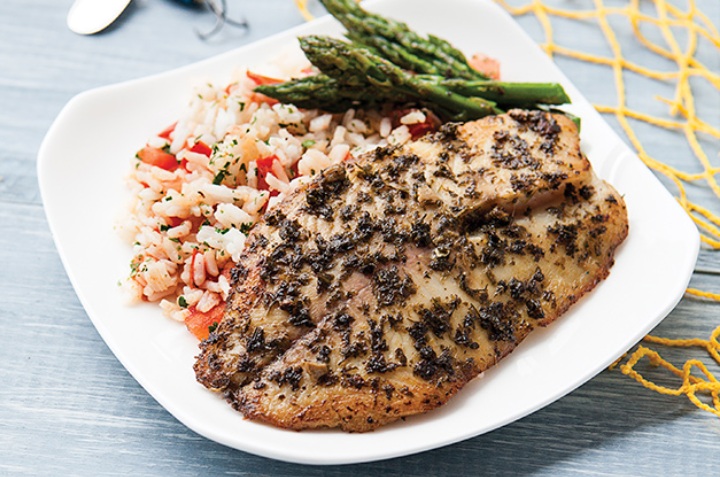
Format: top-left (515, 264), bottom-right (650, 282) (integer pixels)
top-left (208, 321), bottom-right (219, 333)
top-left (240, 222), bottom-right (253, 236)
top-left (212, 171), bottom-right (226, 185)
top-left (178, 296), bottom-right (188, 308)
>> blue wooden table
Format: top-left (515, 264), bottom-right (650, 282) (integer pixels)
top-left (2, 0), bottom-right (718, 475)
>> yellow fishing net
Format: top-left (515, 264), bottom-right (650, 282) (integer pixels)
top-left (293, 0), bottom-right (720, 416)
top-left (493, 0), bottom-right (720, 417)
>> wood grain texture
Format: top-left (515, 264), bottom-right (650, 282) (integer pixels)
top-left (1, 0), bottom-right (718, 475)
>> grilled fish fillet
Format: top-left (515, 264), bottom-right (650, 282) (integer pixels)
top-left (194, 110), bottom-right (628, 431)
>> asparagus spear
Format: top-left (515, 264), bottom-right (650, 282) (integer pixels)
top-left (344, 31), bottom-right (442, 76)
top-left (255, 74), bottom-right (407, 112)
top-left (299, 36), bottom-right (501, 121)
top-left (256, 36), bottom-right (570, 120)
top-left (255, 1), bottom-right (572, 120)
top-left (255, 72), bottom-right (571, 115)
top-left (320, 0), bottom-right (486, 79)
top-left (440, 78), bottom-right (571, 106)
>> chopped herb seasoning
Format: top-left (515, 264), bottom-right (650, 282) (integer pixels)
top-left (213, 171), bottom-right (226, 185)
top-left (240, 222), bottom-right (253, 236)
top-left (182, 107), bottom-right (627, 432)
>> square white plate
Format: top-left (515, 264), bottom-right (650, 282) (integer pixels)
top-left (38, 0), bottom-right (698, 465)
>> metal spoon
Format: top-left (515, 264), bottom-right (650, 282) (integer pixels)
top-left (67, 0), bottom-right (133, 35)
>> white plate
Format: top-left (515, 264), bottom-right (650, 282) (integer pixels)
top-left (38, 0), bottom-right (699, 465)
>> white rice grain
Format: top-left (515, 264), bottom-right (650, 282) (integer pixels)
top-left (241, 191), bottom-right (269, 216)
top-left (400, 110), bottom-right (426, 125)
top-left (178, 149), bottom-right (211, 170)
top-left (380, 117), bottom-right (392, 138)
top-left (271, 159), bottom-right (291, 183)
top-left (166, 221), bottom-right (191, 239)
top-left (147, 136), bottom-right (170, 149)
top-left (192, 253), bottom-right (206, 287)
top-left (264, 172), bottom-right (290, 194)
top-left (329, 144), bottom-right (350, 163)
top-left (196, 290), bottom-right (220, 313)
top-left (298, 149), bottom-right (331, 176)
top-left (204, 250), bottom-right (219, 277)
top-left (141, 260), bottom-right (177, 298)
top-left (160, 299), bottom-right (186, 322)
top-left (214, 203), bottom-right (254, 228)
top-left (309, 113), bottom-right (332, 132)
top-left (331, 125), bottom-right (347, 147)
top-left (388, 125), bottom-right (411, 145)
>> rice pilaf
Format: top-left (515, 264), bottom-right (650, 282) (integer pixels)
top-left (119, 60), bottom-right (435, 338)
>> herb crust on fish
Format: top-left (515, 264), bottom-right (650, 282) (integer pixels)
top-left (194, 110), bottom-right (628, 431)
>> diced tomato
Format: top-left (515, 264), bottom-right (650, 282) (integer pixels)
top-left (158, 122), bottom-right (177, 140)
top-left (246, 71), bottom-right (283, 104)
top-left (224, 82), bottom-right (238, 95)
top-left (246, 70), bottom-right (283, 85)
top-left (254, 155), bottom-right (280, 197)
top-left (256, 174), bottom-right (269, 192)
top-left (137, 146), bottom-right (179, 171)
top-left (189, 140), bottom-right (212, 157)
top-left (257, 177), bottom-right (280, 197)
top-left (408, 121), bottom-right (436, 139)
top-left (391, 108), bottom-right (438, 139)
top-left (185, 304), bottom-right (225, 341)
top-left (167, 216), bottom-right (184, 228)
top-left (256, 155), bottom-right (277, 176)
top-left (252, 92), bottom-right (279, 106)
top-left (469, 53), bottom-right (501, 80)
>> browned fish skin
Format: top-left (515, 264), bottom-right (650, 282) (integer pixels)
top-left (193, 110), bottom-right (628, 431)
